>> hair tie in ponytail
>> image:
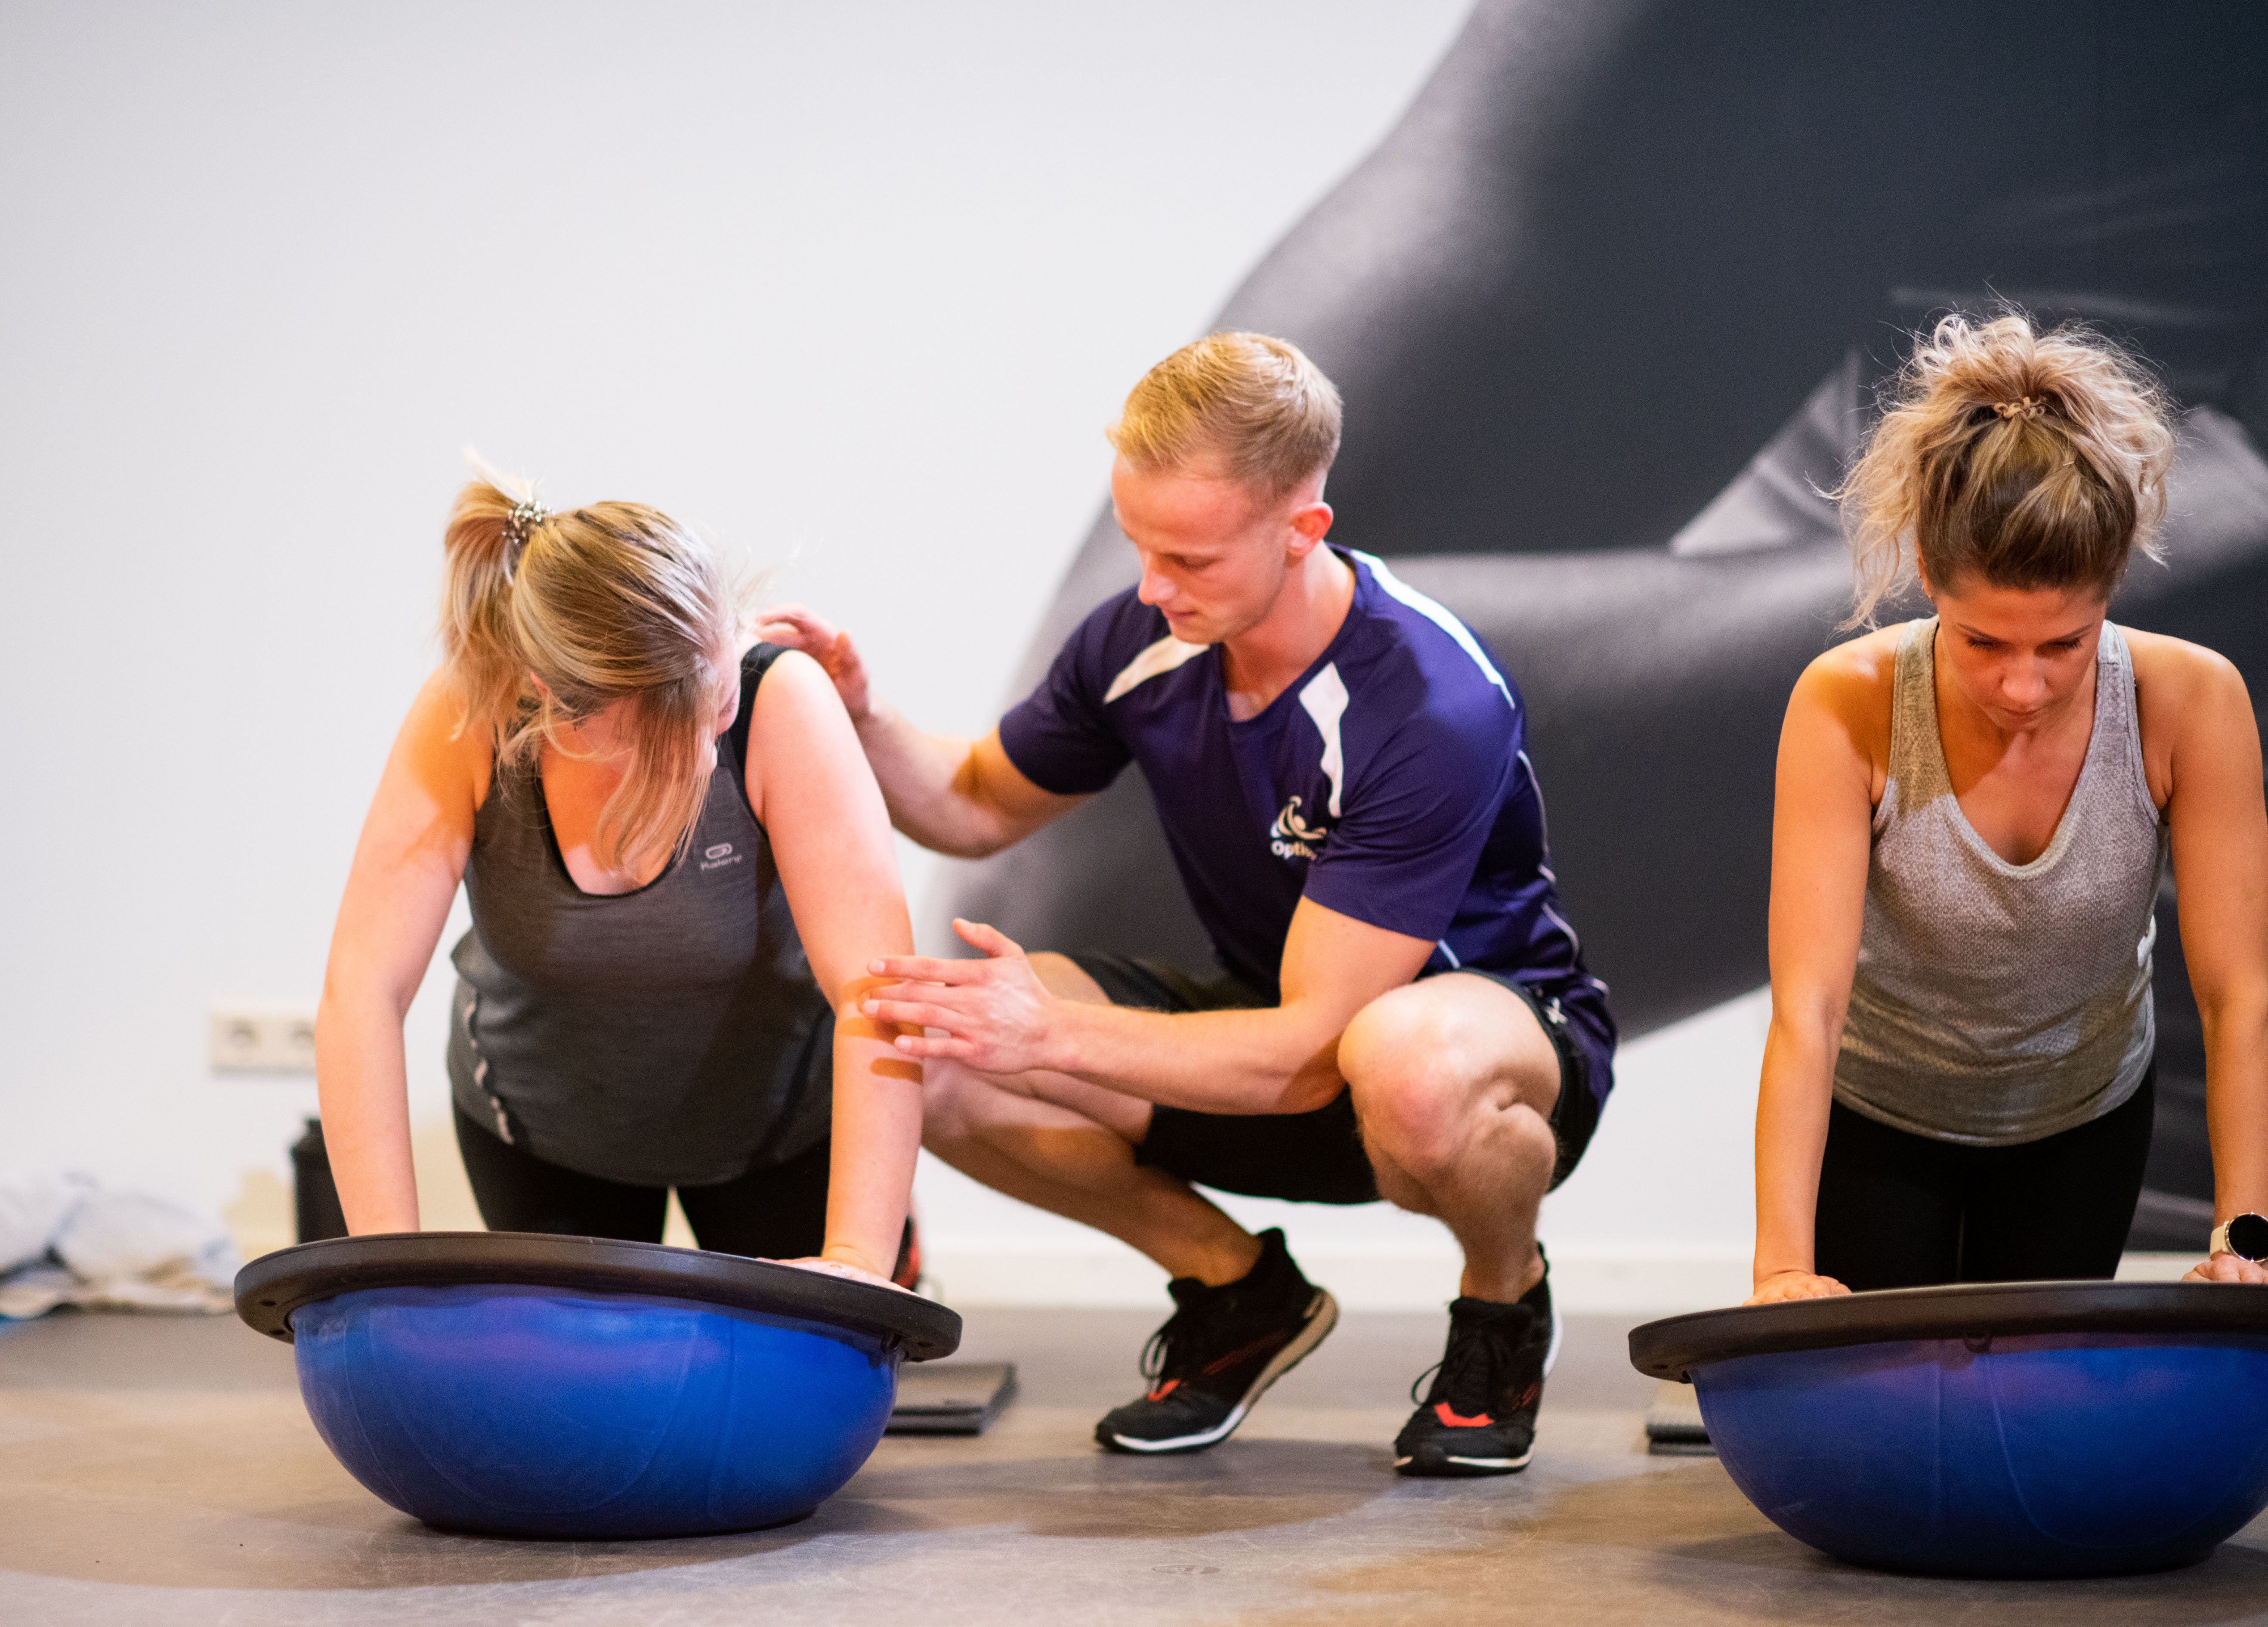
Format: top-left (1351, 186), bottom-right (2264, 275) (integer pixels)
top-left (501, 498), bottom-right (549, 582)
top-left (1992, 395), bottom-right (2046, 422)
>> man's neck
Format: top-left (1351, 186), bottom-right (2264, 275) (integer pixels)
top-left (1219, 547), bottom-right (1357, 721)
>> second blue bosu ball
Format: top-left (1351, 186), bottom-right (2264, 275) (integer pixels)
top-left (1631, 1281), bottom-right (2268, 1578)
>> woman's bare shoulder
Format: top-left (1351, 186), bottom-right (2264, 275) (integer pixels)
top-left (741, 644), bottom-right (860, 800)
top-left (2125, 626), bottom-right (2256, 767)
top-left (1793, 624), bottom-right (1903, 714)
top-left (401, 666), bottom-right (485, 745)
top-left (397, 667), bottom-right (494, 804)
top-left (2124, 625), bottom-right (2247, 700)
top-left (750, 644), bottom-right (837, 717)
top-left (1779, 625), bottom-right (1904, 795)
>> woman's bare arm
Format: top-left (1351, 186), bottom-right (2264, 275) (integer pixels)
top-left (2135, 634), bottom-right (2268, 1285)
top-left (313, 672), bottom-right (487, 1234)
top-left (1749, 636), bottom-right (1893, 1304)
top-left (744, 650), bottom-right (927, 1282)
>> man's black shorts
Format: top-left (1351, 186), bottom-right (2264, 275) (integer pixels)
top-left (1065, 953), bottom-right (1607, 1206)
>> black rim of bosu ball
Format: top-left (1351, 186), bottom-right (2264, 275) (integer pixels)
top-left (235, 1231), bottom-right (962, 1362)
top-left (1629, 1280), bottom-right (2268, 1384)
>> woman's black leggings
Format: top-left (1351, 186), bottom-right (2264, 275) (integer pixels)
top-left (1814, 1063), bottom-right (2156, 1291)
top-left (453, 1107), bottom-right (834, 1259)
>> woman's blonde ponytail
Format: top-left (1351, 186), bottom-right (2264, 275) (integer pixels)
top-left (1838, 314), bottom-right (2175, 627)
top-left (437, 456), bottom-right (738, 875)
top-left (440, 459), bottom-right (539, 746)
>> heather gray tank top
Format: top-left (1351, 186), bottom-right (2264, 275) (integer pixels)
top-left (1835, 618), bottom-right (2166, 1145)
top-left (447, 644), bottom-right (834, 1187)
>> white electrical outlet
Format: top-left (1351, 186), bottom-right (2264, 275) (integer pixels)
top-left (209, 1009), bottom-right (318, 1074)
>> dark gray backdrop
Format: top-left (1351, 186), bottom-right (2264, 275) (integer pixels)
top-left (930, 1), bottom-right (2268, 1248)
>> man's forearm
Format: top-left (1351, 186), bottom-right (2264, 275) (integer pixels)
top-left (853, 701), bottom-right (1012, 858)
top-left (1044, 999), bottom-right (1345, 1116)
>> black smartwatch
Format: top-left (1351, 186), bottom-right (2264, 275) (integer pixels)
top-left (2209, 1213), bottom-right (2268, 1262)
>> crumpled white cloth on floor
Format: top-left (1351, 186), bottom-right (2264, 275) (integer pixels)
top-left (0, 1172), bottom-right (92, 1275)
top-left (0, 1177), bottom-right (238, 1319)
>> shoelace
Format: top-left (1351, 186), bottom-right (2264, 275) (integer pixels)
top-left (1139, 1303), bottom-right (1202, 1386)
top-left (1140, 1277), bottom-right (1267, 1386)
top-left (1408, 1316), bottom-right (1504, 1414)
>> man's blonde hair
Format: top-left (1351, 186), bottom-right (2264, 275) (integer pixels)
top-left (1107, 331), bottom-right (1342, 498)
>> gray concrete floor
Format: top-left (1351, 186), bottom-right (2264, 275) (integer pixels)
top-left (4, 1306), bottom-right (2267, 1624)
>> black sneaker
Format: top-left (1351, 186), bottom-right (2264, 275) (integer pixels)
top-left (1095, 1228), bottom-right (1338, 1455)
top-left (1393, 1254), bottom-right (1561, 1477)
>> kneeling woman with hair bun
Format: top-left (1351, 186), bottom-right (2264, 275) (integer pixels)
top-left (1751, 315), bottom-right (2268, 1305)
top-left (315, 466), bottom-right (922, 1287)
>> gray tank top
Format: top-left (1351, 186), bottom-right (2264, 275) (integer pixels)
top-left (446, 644), bottom-right (835, 1187)
top-left (1834, 617), bottom-right (2165, 1145)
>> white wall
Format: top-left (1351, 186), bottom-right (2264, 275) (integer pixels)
top-left (0, 0), bottom-right (1771, 1309)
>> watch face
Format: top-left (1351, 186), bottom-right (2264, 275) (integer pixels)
top-left (2229, 1213), bottom-right (2268, 1262)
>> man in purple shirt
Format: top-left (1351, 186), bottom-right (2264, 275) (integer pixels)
top-left (763, 333), bottom-right (1615, 1476)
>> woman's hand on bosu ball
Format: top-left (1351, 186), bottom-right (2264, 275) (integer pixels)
top-left (2185, 1251), bottom-right (2268, 1287)
top-left (1745, 1270), bottom-right (1853, 1306)
top-left (772, 1256), bottom-right (916, 1294)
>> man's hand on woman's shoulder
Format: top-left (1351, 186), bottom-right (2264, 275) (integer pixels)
top-left (756, 603), bottom-right (872, 722)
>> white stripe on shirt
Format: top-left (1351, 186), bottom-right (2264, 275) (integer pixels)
top-left (1353, 550), bottom-right (1515, 711)
top-left (1103, 633), bottom-right (1210, 704)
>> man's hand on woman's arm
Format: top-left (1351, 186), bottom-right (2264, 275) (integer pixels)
top-left (860, 898), bottom-right (1434, 1117)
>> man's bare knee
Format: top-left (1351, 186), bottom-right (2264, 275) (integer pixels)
top-left (1354, 1070), bottom-right (1488, 1186)
top-left (1344, 978), bottom-right (1559, 1188)
top-left (1345, 978), bottom-right (1557, 1107)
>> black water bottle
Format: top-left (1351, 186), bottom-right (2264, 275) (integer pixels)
top-left (290, 1119), bottom-right (349, 1244)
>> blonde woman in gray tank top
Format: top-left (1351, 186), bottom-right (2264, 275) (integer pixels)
top-left (313, 467), bottom-right (925, 1290)
top-left (1751, 316), bottom-right (2268, 1305)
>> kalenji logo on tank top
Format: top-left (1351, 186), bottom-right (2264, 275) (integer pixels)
top-left (1270, 797), bottom-right (1332, 861)
top-left (700, 841), bottom-right (742, 873)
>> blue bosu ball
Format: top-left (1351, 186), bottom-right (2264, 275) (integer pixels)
top-left (237, 1232), bottom-right (960, 1540)
top-left (1631, 1282), bottom-right (2268, 1578)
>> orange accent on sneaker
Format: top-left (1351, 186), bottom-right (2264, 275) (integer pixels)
top-left (1435, 1402), bottom-right (1494, 1428)
top-left (1202, 1333), bottom-right (1287, 1376)
top-left (1147, 1379), bottom-right (1181, 1402)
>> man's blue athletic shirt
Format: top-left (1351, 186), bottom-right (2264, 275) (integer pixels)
top-left (996, 548), bottom-right (1612, 1091)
